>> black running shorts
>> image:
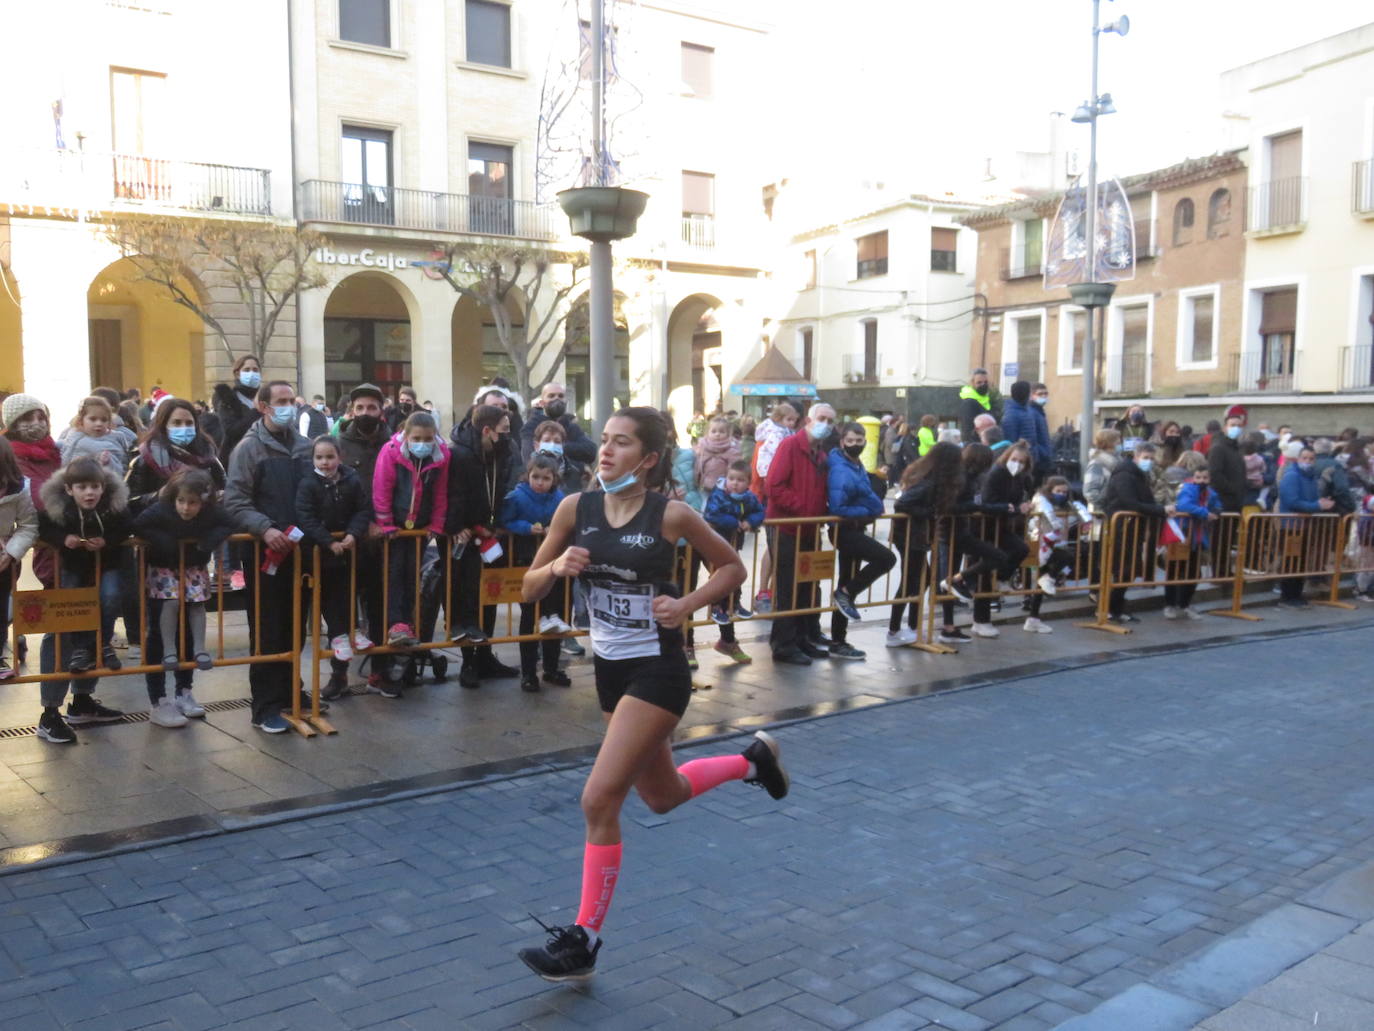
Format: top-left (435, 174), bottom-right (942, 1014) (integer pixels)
top-left (592, 651), bottom-right (692, 718)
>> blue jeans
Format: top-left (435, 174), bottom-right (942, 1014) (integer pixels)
top-left (39, 565), bottom-right (120, 707)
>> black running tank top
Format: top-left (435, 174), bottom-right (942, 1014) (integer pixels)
top-left (574, 490), bottom-right (682, 660)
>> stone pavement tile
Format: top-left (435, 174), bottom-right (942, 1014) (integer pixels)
top-left (1324, 928), bottom-right (1374, 967)
top-left (965, 985), bottom-right (1043, 1023)
top-left (780, 990), bottom-right (863, 1029)
top-left (1196, 1000), bottom-right (1321, 1031)
top-left (851, 1014), bottom-right (931, 1031)
top-left (903, 994), bottom-right (992, 1031)
top-left (1243, 970), bottom-right (1374, 1028)
top-left (1055, 983), bottom-right (1211, 1030)
top-left (1277, 953), bottom-right (1374, 1003)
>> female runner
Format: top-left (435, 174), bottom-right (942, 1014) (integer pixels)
top-left (516, 407), bottom-right (789, 981)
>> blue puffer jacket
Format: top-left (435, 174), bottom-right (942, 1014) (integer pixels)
top-left (826, 449), bottom-right (883, 521)
top-left (703, 484), bottom-right (765, 539)
top-left (499, 481), bottom-right (565, 536)
top-left (1279, 463), bottom-right (1322, 514)
top-left (1001, 398), bottom-right (1053, 467)
top-left (671, 446), bottom-right (704, 511)
top-left (1174, 481), bottom-right (1222, 548)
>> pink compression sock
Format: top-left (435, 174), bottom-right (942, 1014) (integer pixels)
top-left (677, 754), bottom-right (750, 798)
top-left (575, 842), bottom-right (622, 933)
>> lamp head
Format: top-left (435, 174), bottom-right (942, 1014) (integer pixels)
top-left (1071, 103), bottom-right (1095, 124)
top-left (1097, 93), bottom-right (1117, 116)
top-left (1103, 14), bottom-right (1130, 36)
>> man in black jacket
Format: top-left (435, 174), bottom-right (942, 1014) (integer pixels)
top-left (223, 380), bottom-right (316, 732)
top-left (1102, 441), bottom-right (1175, 624)
top-left (520, 381), bottom-right (596, 472)
top-left (445, 404), bottom-right (521, 688)
top-left (1207, 413), bottom-right (1247, 513)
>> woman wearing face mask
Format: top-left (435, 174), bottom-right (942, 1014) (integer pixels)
top-left (1102, 441), bottom-right (1176, 624)
top-left (516, 407), bottom-right (768, 985)
top-left (961, 441), bottom-right (1033, 637)
top-left (211, 355), bottom-right (264, 464)
top-left (444, 404), bottom-right (521, 688)
top-left (126, 400), bottom-right (226, 514)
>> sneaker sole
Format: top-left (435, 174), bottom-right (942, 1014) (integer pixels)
top-left (517, 954), bottom-right (596, 983)
top-left (65, 714), bottom-right (124, 725)
top-left (752, 730), bottom-right (790, 799)
top-left (36, 728), bottom-right (76, 743)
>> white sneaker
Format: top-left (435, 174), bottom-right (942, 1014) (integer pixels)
top-left (885, 629), bottom-right (919, 648)
top-left (539, 614), bottom-right (573, 634)
top-left (971, 622), bottom-right (999, 638)
top-left (1037, 574), bottom-right (1057, 596)
top-left (150, 698), bottom-right (187, 728)
top-left (1023, 617), bottom-right (1053, 634)
top-left (174, 691), bottom-right (206, 718)
top-left (127, 644), bottom-right (141, 661)
top-left (1182, 607), bottom-right (1204, 621)
top-left (111, 632), bottom-right (128, 649)
top-left (352, 630), bottom-right (374, 650)
top-left (1162, 606), bottom-right (1180, 620)
top-left (330, 634), bottom-right (353, 661)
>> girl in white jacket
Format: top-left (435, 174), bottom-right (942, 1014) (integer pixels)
top-left (1023, 475), bottom-right (1093, 634)
top-left (0, 436), bottom-right (39, 679)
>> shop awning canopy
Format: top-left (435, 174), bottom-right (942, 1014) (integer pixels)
top-left (729, 345), bottom-right (818, 397)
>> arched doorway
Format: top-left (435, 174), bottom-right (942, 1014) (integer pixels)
top-left (87, 257), bottom-right (208, 399)
top-left (324, 272), bottom-right (414, 409)
top-left (450, 289), bottom-right (525, 411)
top-left (666, 293), bottom-right (724, 423)
top-left (564, 291), bottom-right (630, 419)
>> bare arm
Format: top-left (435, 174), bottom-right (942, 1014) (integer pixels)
top-left (521, 494), bottom-right (584, 603)
top-left (655, 501), bottom-right (747, 628)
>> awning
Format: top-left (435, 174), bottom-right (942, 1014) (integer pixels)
top-left (730, 382), bottom-right (818, 397)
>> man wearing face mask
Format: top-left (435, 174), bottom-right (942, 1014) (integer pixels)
top-left (521, 382), bottom-right (595, 473)
top-left (1207, 413), bottom-right (1248, 513)
top-left (999, 380), bottom-right (1052, 481)
top-left (334, 383), bottom-right (394, 695)
top-left (1102, 441), bottom-right (1176, 624)
top-left (386, 387), bottom-right (421, 433)
top-left (445, 404), bottom-right (521, 688)
top-left (223, 380), bottom-right (317, 733)
top-left (766, 402), bottom-right (837, 665)
top-left (958, 368), bottom-right (998, 443)
top-left (1277, 445), bottom-right (1337, 607)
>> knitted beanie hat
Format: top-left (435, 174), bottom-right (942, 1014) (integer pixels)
top-left (1, 393), bottom-right (48, 432)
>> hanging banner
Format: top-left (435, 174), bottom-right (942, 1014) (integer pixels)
top-left (1043, 176), bottom-right (1136, 289)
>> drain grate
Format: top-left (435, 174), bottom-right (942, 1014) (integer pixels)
top-left (0, 697), bottom-right (252, 738)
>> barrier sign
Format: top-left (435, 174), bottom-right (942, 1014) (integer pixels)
top-left (796, 550), bottom-right (836, 583)
top-left (13, 588), bottom-right (100, 634)
top-left (480, 566), bottom-right (528, 605)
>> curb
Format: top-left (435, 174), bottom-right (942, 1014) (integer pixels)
top-left (1053, 859), bottom-right (1374, 1030)
top-left (2, 616), bottom-right (1371, 877)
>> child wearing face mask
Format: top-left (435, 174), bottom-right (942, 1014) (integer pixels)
top-left (372, 413), bottom-right (450, 651)
top-left (1161, 460), bottom-right (1222, 620)
top-left (133, 470), bottom-right (238, 726)
top-left (702, 460), bottom-right (765, 662)
top-left (501, 454), bottom-right (572, 691)
top-left (1025, 476), bottom-right (1092, 633)
top-left (60, 396), bottom-right (131, 473)
top-left (297, 436), bottom-right (375, 671)
top-left (950, 442), bottom-right (1033, 637)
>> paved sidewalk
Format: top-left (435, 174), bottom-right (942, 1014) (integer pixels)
top-left (1, 581), bottom-right (1369, 858)
top-left (0, 622), bottom-right (1371, 1029)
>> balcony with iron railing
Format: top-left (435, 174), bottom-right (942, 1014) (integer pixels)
top-left (1247, 177), bottom-right (1307, 235)
top-left (681, 214), bottom-right (716, 248)
top-left (1229, 350), bottom-right (1298, 393)
top-left (841, 353), bottom-right (882, 385)
top-left (1102, 352), bottom-right (1149, 397)
top-left (2, 148), bottom-right (272, 216)
top-left (1338, 344), bottom-right (1374, 391)
top-left (1353, 160), bottom-right (1374, 217)
top-left (999, 247), bottom-right (1042, 281)
top-left (298, 180), bottom-right (558, 241)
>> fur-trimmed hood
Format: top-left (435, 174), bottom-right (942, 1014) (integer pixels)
top-left (39, 462), bottom-right (129, 522)
top-left (472, 383), bottom-right (525, 414)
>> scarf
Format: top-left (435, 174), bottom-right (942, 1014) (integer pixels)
top-left (138, 437), bottom-right (216, 480)
top-left (694, 436), bottom-right (737, 484)
top-left (9, 435), bottom-right (61, 470)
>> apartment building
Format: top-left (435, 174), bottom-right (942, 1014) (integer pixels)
top-left (1219, 22), bottom-right (1374, 430)
top-left (0, 0), bottom-right (293, 417)
top-left (960, 152), bottom-right (1249, 433)
top-left (768, 180), bottom-right (981, 419)
top-left (293, 0), bottom-right (775, 425)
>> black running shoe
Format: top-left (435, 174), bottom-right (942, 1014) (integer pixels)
top-left (941, 578), bottom-right (974, 605)
top-left (542, 670), bottom-right (572, 687)
top-left (742, 730), bottom-right (789, 800)
top-left (36, 710), bottom-right (76, 744)
top-left (65, 695), bottom-right (124, 725)
top-left (518, 918), bottom-right (601, 982)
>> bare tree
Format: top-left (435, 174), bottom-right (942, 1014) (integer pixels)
top-left (435, 243), bottom-right (587, 401)
top-left (102, 214), bottom-right (327, 362)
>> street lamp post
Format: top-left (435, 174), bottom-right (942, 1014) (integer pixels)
top-left (1068, 0), bottom-right (1128, 475)
top-left (557, 0), bottom-right (647, 437)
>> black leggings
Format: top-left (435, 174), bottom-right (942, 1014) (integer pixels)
top-left (1162, 548), bottom-right (1203, 608)
top-left (830, 524), bottom-right (896, 642)
top-left (888, 533), bottom-right (929, 633)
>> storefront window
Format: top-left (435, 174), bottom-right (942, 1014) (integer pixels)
top-left (324, 317), bottom-right (412, 407)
